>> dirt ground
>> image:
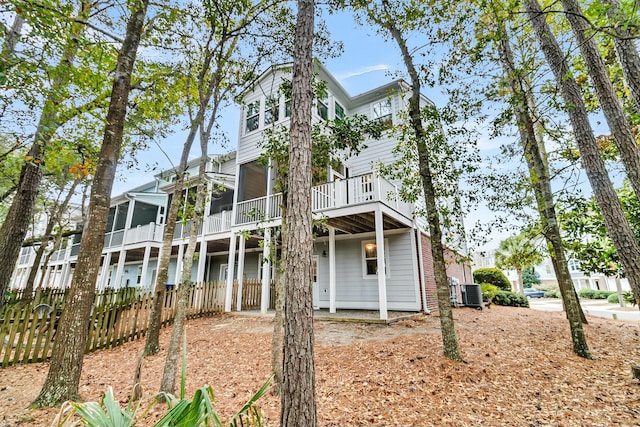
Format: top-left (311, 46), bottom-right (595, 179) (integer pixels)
top-left (0, 305), bottom-right (639, 426)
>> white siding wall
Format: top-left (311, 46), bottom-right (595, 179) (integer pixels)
top-left (316, 231), bottom-right (420, 311)
top-left (347, 94), bottom-right (404, 177)
top-left (237, 70), bottom-right (290, 164)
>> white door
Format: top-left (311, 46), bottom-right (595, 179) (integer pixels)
top-left (220, 264), bottom-right (228, 281)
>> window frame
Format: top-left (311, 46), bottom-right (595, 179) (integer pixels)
top-left (245, 99), bottom-right (260, 133)
top-left (372, 98), bottom-right (393, 127)
top-left (264, 95), bottom-right (280, 126)
top-left (361, 239), bottom-right (390, 279)
top-left (317, 91), bottom-right (329, 120)
top-left (335, 101), bottom-right (345, 120)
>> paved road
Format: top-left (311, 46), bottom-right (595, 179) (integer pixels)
top-left (528, 298), bottom-right (640, 321)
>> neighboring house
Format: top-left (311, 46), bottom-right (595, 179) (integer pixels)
top-left (10, 62), bottom-right (471, 320)
top-left (471, 250), bottom-right (631, 292)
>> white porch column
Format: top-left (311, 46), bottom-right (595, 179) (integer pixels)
top-left (260, 228), bottom-right (272, 313)
top-left (99, 252), bottom-right (112, 290)
top-left (60, 262), bottom-right (71, 290)
top-left (140, 244), bottom-right (151, 288)
top-left (174, 243), bottom-right (184, 285)
top-left (409, 227), bottom-right (422, 312)
top-left (196, 240), bottom-right (207, 283)
top-left (224, 233), bottom-right (237, 312)
top-left (42, 266), bottom-right (52, 289)
top-left (329, 226), bottom-right (336, 313)
top-left (236, 234), bottom-right (246, 311)
top-left (375, 209), bottom-right (388, 320)
top-left (416, 229), bottom-right (429, 313)
top-left (114, 249), bottom-right (127, 288)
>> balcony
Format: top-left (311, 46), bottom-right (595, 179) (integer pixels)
top-left (235, 173), bottom-right (413, 226)
top-left (104, 222), bottom-right (165, 248)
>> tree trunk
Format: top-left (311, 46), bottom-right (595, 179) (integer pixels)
top-left (559, 0), bottom-right (640, 200)
top-left (143, 43), bottom-right (220, 357)
top-left (160, 122), bottom-right (209, 394)
top-left (0, 2), bottom-right (92, 308)
top-left (271, 221), bottom-right (286, 396)
top-left (495, 9), bottom-right (592, 356)
top-left (525, 0), bottom-right (640, 307)
top-left (605, 0), bottom-right (640, 114)
top-left (159, 281), bottom-right (190, 395)
top-left (0, 12), bottom-right (24, 91)
top-left (32, 0), bottom-right (149, 407)
top-left (280, 1), bottom-right (317, 425)
top-left (379, 1), bottom-right (461, 362)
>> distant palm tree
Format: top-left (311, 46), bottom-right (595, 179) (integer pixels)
top-left (495, 234), bottom-right (544, 295)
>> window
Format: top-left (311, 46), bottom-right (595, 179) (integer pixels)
top-left (136, 266), bottom-right (142, 285)
top-left (362, 240), bottom-right (389, 278)
top-left (317, 91), bottom-right (328, 120)
top-left (245, 100), bottom-right (260, 133)
top-left (372, 99), bottom-right (392, 127)
top-left (264, 96), bottom-right (279, 125)
top-left (285, 98), bottom-right (291, 118)
top-left (335, 101), bottom-right (345, 120)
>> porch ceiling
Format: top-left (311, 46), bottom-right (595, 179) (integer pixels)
top-left (326, 212), bottom-right (409, 234)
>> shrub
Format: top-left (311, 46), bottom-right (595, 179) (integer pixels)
top-left (594, 290), bottom-right (615, 299)
top-left (578, 288), bottom-right (615, 299)
top-left (578, 288), bottom-right (595, 299)
top-left (492, 291), bottom-right (529, 308)
top-left (480, 283), bottom-right (500, 303)
top-left (473, 268), bottom-right (511, 291)
top-left (544, 290), bottom-right (561, 298)
top-left (623, 291), bottom-right (636, 306)
top-left (607, 293), bottom-right (619, 304)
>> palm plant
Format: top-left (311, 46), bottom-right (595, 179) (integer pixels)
top-left (494, 233), bottom-right (543, 295)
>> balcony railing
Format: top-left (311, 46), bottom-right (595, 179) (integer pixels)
top-left (104, 223), bottom-right (164, 248)
top-left (204, 211), bottom-right (232, 234)
top-left (234, 173), bottom-right (413, 226)
top-left (124, 222), bottom-right (164, 245)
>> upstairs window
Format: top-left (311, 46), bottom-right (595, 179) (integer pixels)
top-left (372, 99), bottom-right (392, 127)
top-left (317, 90), bottom-right (328, 120)
top-left (335, 101), bottom-right (345, 120)
top-left (245, 100), bottom-right (260, 133)
top-left (284, 97), bottom-right (292, 118)
top-left (264, 96), bottom-right (279, 125)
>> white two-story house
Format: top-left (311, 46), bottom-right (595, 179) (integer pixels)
top-left (11, 62), bottom-right (471, 320)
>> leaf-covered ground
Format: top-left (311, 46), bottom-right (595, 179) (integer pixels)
top-left (0, 305), bottom-right (639, 426)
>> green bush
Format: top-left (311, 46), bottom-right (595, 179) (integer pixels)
top-left (623, 291), bottom-right (636, 306)
top-left (480, 283), bottom-right (500, 303)
top-left (473, 268), bottom-right (511, 291)
top-left (578, 288), bottom-right (615, 299)
top-left (607, 293), bottom-right (619, 304)
top-left (578, 288), bottom-right (595, 299)
top-left (544, 290), bottom-right (561, 298)
top-left (594, 290), bottom-right (615, 299)
top-left (492, 291), bottom-right (530, 308)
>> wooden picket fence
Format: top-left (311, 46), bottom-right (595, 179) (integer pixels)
top-left (0, 280), bottom-right (274, 367)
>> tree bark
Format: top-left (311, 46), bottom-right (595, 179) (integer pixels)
top-left (271, 223), bottom-right (285, 396)
top-left (377, 0), bottom-right (461, 361)
top-left (559, 0), bottom-right (640, 200)
top-left (32, 0), bottom-right (149, 407)
top-left (494, 11), bottom-right (591, 357)
top-left (160, 111), bottom-right (210, 394)
top-left (525, 0), bottom-right (640, 307)
top-left (280, 0), bottom-right (317, 425)
top-left (0, 2), bottom-right (91, 308)
top-left (605, 0), bottom-right (640, 114)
